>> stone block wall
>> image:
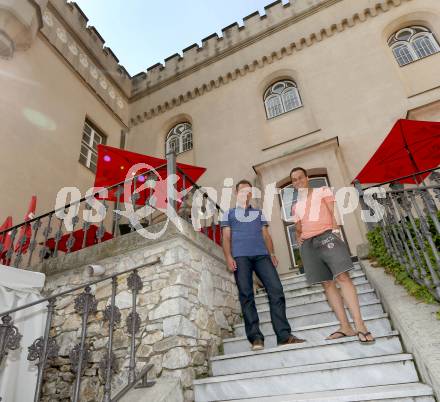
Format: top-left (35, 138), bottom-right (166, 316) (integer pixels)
top-left (39, 221), bottom-right (240, 402)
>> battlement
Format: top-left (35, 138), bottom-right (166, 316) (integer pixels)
top-left (41, 0), bottom-right (336, 100)
top-left (49, 0), bottom-right (131, 95)
top-left (131, 0), bottom-right (332, 95)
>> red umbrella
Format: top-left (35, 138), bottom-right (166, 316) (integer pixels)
top-left (353, 119), bottom-right (440, 184)
top-left (0, 216), bottom-right (13, 262)
top-left (14, 195), bottom-right (37, 253)
top-left (43, 224), bottom-right (113, 253)
top-left (94, 145), bottom-right (206, 208)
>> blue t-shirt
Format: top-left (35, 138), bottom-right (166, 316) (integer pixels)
top-left (220, 205), bottom-right (269, 258)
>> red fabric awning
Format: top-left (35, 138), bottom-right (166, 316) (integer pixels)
top-left (94, 145), bottom-right (206, 207)
top-left (353, 119), bottom-right (440, 184)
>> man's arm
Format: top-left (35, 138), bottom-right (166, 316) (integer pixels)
top-left (324, 198), bottom-right (339, 230)
top-left (262, 226), bottom-right (278, 267)
top-left (295, 220), bottom-right (303, 246)
top-left (222, 227), bottom-right (237, 272)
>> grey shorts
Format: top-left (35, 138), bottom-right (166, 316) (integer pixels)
top-left (299, 230), bottom-right (353, 285)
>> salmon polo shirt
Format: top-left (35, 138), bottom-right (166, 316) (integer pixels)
top-left (291, 187), bottom-right (336, 240)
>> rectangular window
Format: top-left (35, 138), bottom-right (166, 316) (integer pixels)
top-left (79, 120), bottom-right (106, 173)
top-left (286, 224), bottom-right (302, 268)
top-left (120, 130), bottom-right (127, 149)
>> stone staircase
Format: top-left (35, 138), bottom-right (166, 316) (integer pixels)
top-left (193, 263), bottom-right (436, 401)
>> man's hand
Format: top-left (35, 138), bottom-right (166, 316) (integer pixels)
top-left (332, 229), bottom-right (343, 241)
top-left (226, 255), bottom-right (237, 272)
top-left (222, 227), bottom-right (237, 272)
top-left (296, 237), bottom-right (304, 246)
top-left (270, 255), bottom-right (278, 268)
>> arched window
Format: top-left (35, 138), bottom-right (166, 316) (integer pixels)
top-left (165, 122), bottom-right (193, 155)
top-left (388, 26), bottom-right (440, 66)
top-left (264, 80), bottom-right (302, 119)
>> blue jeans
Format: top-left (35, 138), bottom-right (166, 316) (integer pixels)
top-left (234, 255), bottom-right (292, 344)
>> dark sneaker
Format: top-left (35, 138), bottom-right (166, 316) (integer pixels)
top-left (278, 334), bottom-right (306, 346)
top-left (251, 339), bottom-right (264, 351)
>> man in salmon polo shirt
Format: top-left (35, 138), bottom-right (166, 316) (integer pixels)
top-left (221, 179), bottom-right (306, 351)
top-left (290, 167), bottom-right (375, 344)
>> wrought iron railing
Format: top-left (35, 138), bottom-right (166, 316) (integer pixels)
top-left (0, 258), bottom-right (160, 402)
top-left (354, 168), bottom-right (440, 301)
top-left (0, 152), bottom-right (223, 270)
top-left (175, 165), bottom-right (223, 245)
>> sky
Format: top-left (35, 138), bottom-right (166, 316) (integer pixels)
top-left (74, 0), bottom-right (288, 76)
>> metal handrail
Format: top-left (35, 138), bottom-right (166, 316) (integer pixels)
top-left (0, 154), bottom-right (223, 270)
top-left (384, 184), bottom-right (440, 194)
top-left (0, 258), bottom-right (161, 402)
top-left (0, 258), bottom-right (160, 317)
top-left (359, 166), bottom-right (440, 191)
top-left (176, 166), bottom-right (224, 213)
top-left (0, 163), bottom-right (167, 236)
top-left (355, 170), bottom-right (440, 301)
top-left (111, 363), bottom-right (155, 402)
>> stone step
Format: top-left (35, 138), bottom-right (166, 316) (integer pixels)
top-left (212, 331), bottom-right (402, 376)
top-left (256, 293), bottom-right (380, 321)
top-left (224, 314), bottom-right (392, 354)
top-left (276, 261), bottom-right (361, 284)
top-left (277, 265), bottom-right (362, 287)
top-left (255, 282), bottom-right (375, 305)
top-left (255, 277), bottom-right (372, 301)
top-left (193, 354), bottom-right (418, 401)
top-left (269, 271), bottom-right (367, 293)
top-left (225, 383), bottom-right (435, 402)
top-left (122, 378), bottom-right (183, 402)
top-left (233, 300), bottom-right (384, 337)
top-left (256, 288), bottom-right (377, 310)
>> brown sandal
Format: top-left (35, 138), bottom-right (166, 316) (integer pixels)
top-left (357, 331), bottom-right (375, 344)
top-left (326, 331), bottom-right (348, 340)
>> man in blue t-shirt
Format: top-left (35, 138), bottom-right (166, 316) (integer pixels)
top-left (221, 179), bottom-right (306, 351)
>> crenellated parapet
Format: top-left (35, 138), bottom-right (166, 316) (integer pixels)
top-left (129, 0), bottom-right (414, 126)
top-left (131, 0), bottom-right (335, 97)
top-left (40, 0), bottom-right (130, 122)
top-left (0, 0), bottom-right (418, 127)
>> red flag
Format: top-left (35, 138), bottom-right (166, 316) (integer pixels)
top-left (0, 216), bottom-right (13, 262)
top-left (14, 195), bottom-right (37, 254)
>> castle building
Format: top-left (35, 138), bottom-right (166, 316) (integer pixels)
top-left (1, 0), bottom-right (439, 274)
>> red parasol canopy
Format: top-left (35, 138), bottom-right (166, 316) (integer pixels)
top-left (94, 145), bottom-right (206, 207)
top-left (43, 225), bottom-right (113, 253)
top-left (353, 119), bottom-right (440, 184)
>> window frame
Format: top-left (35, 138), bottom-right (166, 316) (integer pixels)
top-left (411, 32), bottom-right (440, 58)
top-left (79, 119), bottom-right (106, 173)
top-left (388, 25), bottom-right (440, 67)
top-left (263, 80), bottom-right (303, 120)
top-left (165, 122), bottom-right (193, 155)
